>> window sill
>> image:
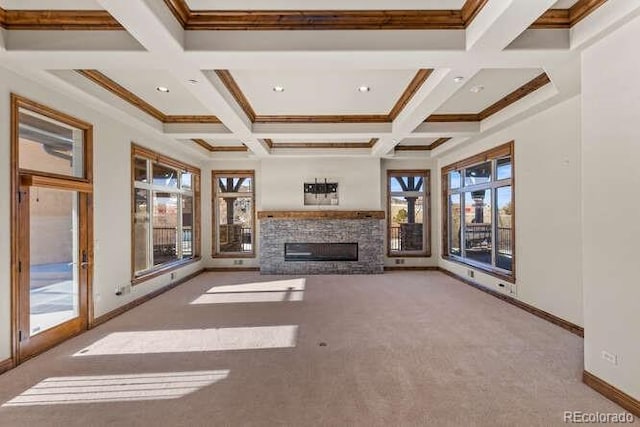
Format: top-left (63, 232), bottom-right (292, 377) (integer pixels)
top-left (441, 255), bottom-right (515, 283)
top-left (132, 257), bottom-right (201, 286)
top-left (388, 250), bottom-right (432, 258)
top-left (212, 252), bottom-right (256, 259)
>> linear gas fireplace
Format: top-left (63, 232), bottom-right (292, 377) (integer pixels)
top-left (285, 243), bottom-right (358, 262)
top-left (259, 210), bottom-right (384, 274)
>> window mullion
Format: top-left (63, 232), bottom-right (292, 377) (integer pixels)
top-left (177, 194), bottom-right (183, 260)
top-left (148, 190), bottom-right (154, 269)
top-left (460, 191), bottom-right (466, 259)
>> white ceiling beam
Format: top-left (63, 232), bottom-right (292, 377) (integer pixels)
top-left (4, 30), bottom-right (144, 52)
top-left (371, 67), bottom-right (480, 156)
top-left (162, 123), bottom-right (232, 137)
top-left (410, 122), bottom-right (481, 138)
top-left (97, 0), bottom-right (184, 53)
top-left (184, 49), bottom-right (575, 70)
top-left (186, 30), bottom-right (465, 52)
top-left (97, 0), bottom-right (269, 157)
top-left (466, 0), bottom-right (557, 51)
top-left (0, 51), bottom-right (160, 69)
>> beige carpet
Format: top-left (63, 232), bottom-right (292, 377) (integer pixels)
top-left (0, 271), bottom-right (632, 426)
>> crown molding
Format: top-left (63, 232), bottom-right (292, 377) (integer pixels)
top-left (425, 72), bottom-right (551, 123)
top-left (253, 115), bottom-right (390, 124)
top-left (530, 0), bottom-right (607, 29)
top-left (264, 138), bottom-right (378, 150)
top-left (214, 70), bottom-right (257, 121)
top-left (425, 113), bottom-right (479, 123)
top-left (0, 8), bottom-right (122, 30)
top-left (388, 69), bottom-right (434, 121)
top-left (193, 139), bottom-right (248, 152)
top-left (164, 0), bottom-right (486, 31)
top-left (395, 137), bottom-right (451, 151)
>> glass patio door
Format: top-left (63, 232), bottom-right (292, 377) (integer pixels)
top-left (16, 185), bottom-right (90, 362)
top-left (11, 94), bottom-right (94, 364)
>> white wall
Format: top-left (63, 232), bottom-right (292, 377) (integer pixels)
top-left (0, 67), bottom-right (205, 361)
top-left (261, 157), bottom-right (381, 210)
top-left (382, 158), bottom-right (438, 268)
top-left (582, 15), bottom-right (640, 399)
top-left (437, 95), bottom-right (583, 327)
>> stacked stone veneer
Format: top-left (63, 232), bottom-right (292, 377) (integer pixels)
top-left (259, 218), bottom-right (384, 274)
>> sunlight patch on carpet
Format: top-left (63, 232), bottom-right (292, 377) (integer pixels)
top-left (73, 325), bottom-right (298, 356)
top-left (191, 278), bottom-right (306, 304)
top-left (2, 370), bottom-right (229, 406)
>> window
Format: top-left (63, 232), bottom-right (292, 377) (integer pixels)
top-left (132, 145), bottom-right (200, 281)
top-left (442, 141), bottom-right (514, 281)
top-left (18, 106), bottom-right (87, 179)
top-left (212, 171), bottom-right (255, 257)
top-left (387, 170), bottom-right (430, 257)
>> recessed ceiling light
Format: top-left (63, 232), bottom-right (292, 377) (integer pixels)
top-left (156, 86), bottom-right (170, 93)
top-left (470, 85), bottom-right (485, 93)
top-left (453, 76), bottom-right (465, 83)
top-left (358, 86), bottom-right (371, 93)
top-left (273, 86), bottom-right (285, 92)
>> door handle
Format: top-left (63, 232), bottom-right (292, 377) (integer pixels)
top-left (81, 250), bottom-right (90, 269)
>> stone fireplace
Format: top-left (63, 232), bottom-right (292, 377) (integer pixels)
top-left (259, 211), bottom-right (384, 274)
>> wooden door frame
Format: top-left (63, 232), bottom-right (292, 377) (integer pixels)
top-left (9, 93), bottom-right (94, 365)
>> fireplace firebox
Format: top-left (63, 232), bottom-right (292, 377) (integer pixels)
top-left (284, 243), bottom-right (358, 262)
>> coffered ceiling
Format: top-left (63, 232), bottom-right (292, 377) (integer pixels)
top-left (435, 68), bottom-right (545, 114)
top-left (215, 69), bottom-right (418, 116)
top-left (92, 69), bottom-right (212, 116)
top-left (0, 0), bottom-right (630, 159)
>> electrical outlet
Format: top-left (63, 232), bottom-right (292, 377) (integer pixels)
top-left (170, 272), bottom-right (176, 280)
top-left (395, 259), bottom-right (401, 265)
top-left (496, 283), bottom-right (517, 296)
top-left (601, 350), bottom-right (618, 365)
top-left (233, 260), bottom-right (244, 265)
top-left (468, 269), bottom-right (475, 278)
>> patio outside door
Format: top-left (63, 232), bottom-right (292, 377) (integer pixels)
top-left (16, 185), bottom-right (91, 362)
top-left (11, 95), bottom-right (94, 364)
